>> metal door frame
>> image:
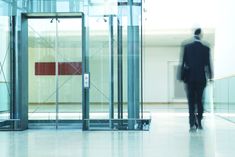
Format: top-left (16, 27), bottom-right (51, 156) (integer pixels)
top-left (20, 12), bottom-right (87, 130)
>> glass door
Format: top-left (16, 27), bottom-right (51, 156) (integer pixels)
top-left (57, 18), bottom-right (82, 127)
top-left (88, 15), bottom-right (118, 129)
top-left (28, 18), bottom-right (57, 123)
top-left (28, 14), bottom-right (83, 128)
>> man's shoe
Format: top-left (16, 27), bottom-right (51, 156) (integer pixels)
top-left (198, 124), bottom-right (203, 130)
top-left (198, 120), bottom-right (203, 130)
top-left (189, 125), bottom-right (197, 132)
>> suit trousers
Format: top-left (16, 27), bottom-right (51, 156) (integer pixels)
top-left (186, 82), bottom-right (206, 127)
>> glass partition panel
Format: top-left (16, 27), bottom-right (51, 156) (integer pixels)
top-left (228, 77), bottom-right (235, 122)
top-left (0, 16), bottom-right (10, 120)
top-left (204, 82), bottom-right (213, 112)
top-left (57, 18), bottom-right (82, 121)
top-left (214, 79), bottom-right (229, 114)
top-left (89, 17), bottom-right (110, 119)
top-left (213, 77), bottom-right (235, 123)
top-left (113, 20), bottom-right (119, 120)
top-left (28, 18), bottom-right (56, 121)
top-left (88, 16), bottom-right (118, 120)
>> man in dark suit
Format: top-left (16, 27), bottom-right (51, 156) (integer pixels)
top-left (180, 28), bottom-right (212, 131)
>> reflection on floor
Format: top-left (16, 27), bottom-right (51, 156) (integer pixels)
top-left (1, 108), bottom-right (235, 157)
top-left (28, 103), bottom-right (188, 119)
top-left (0, 113), bottom-right (10, 121)
top-left (28, 112), bottom-right (151, 120)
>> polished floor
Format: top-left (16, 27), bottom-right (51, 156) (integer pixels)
top-left (1, 106), bottom-right (235, 157)
top-left (27, 104), bottom-right (187, 120)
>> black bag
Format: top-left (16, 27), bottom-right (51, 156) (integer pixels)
top-left (181, 65), bottom-right (190, 83)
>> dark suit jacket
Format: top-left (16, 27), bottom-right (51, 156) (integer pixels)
top-left (181, 40), bottom-right (212, 84)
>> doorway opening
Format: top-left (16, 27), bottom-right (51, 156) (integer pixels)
top-left (20, 12), bottom-right (150, 131)
top-left (25, 13), bottom-right (84, 129)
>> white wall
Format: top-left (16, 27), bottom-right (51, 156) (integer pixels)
top-left (142, 31), bottom-right (214, 103)
top-left (143, 46), bottom-right (182, 103)
top-left (29, 32), bottom-right (215, 104)
top-left (29, 45), bottom-right (187, 104)
top-left (214, 0), bottom-right (235, 78)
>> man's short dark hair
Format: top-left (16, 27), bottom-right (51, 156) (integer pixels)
top-left (194, 28), bottom-right (201, 36)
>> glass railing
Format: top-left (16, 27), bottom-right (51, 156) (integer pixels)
top-left (206, 75), bottom-right (235, 123)
top-left (204, 81), bottom-right (213, 113)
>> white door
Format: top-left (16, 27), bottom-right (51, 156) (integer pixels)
top-left (168, 61), bottom-right (187, 103)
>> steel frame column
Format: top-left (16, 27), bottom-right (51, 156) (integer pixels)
top-left (55, 18), bottom-right (59, 129)
top-left (127, 0), bottom-right (140, 129)
top-left (133, 26), bottom-right (140, 119)
top-left (117, 19), bottom-right (123, 120)
top-left (109, 15), bottom-right (114, 129)
top-left (127, 25), bottom-right (134, 129)
top-left (140, 0), bottom-right (143, 119)
top-left (10, 16), bottom-right (16, 121)
top-left (127, 0), bottom-right (134, 130)
top-left (16, 13), bottom-right (28, 130)
top-left (82, 14), bottom-right (89, 130)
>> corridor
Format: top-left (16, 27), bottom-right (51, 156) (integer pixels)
top-left (1, 111), bottom-right (235, 157)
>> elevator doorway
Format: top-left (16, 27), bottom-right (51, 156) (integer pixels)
top-left (21, 13), bottom-right (149, 130)
top-left (25, 13), bottom-right (84, 129)
top-left (23, 13), bottom-right (119, 130)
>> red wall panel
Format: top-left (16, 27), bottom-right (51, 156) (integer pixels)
top-left (35, 62), bottom-right (82, 75)
top-left (35, 62), bottom-right (55, 75)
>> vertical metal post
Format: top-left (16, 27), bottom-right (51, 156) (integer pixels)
top-left (127, 26), bottom-right (134, 129)
top-left (16, 14), bottom-right (28, 130)
top-left (117, 19), bottom-right (123, 120)
top-left (127, 0), bottom-right (141, 129)
top-left (109, 15), bottom-right (114, 129)
top-left (55, 17), bottom-right (59, 129)
top-left (133, 26), bottom-right (140, 119)
top-left (140, 0), bottom-right (143, 119)
top-left (10, 16), bottom-right (15, 121)
top-left (82, 14), bottom-right (89, 130)
top-left (12, 0), bottom-right (18, 124)
top-left (128, 0), bottom-right (135, 130)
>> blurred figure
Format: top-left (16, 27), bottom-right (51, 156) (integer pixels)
top-left (180, 28), bottom-right (212, 132)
